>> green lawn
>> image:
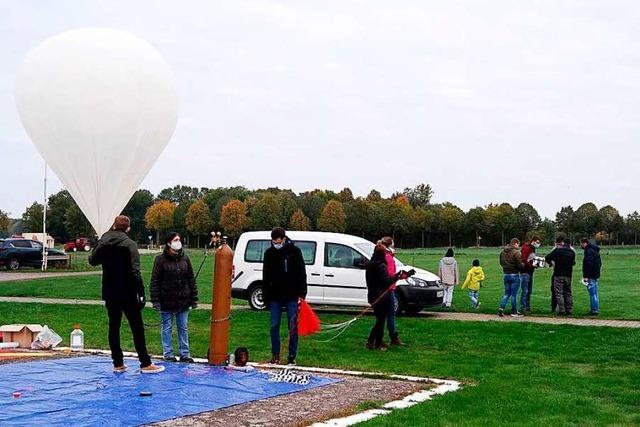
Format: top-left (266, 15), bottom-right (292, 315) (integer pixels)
top-left (1, 247), bottom-right (638, 319)
top-left (395, 247), bottom-right (640, 320)
top-left (1, 302), bottom-right (638, 426)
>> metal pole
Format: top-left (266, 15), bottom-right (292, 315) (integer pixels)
top-left (42, 161), bottom-right (47, 271)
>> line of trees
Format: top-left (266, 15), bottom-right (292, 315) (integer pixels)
top-left (3, 183), bottom-right (640, 248)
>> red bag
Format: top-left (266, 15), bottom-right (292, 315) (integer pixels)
top-left (298, 300), bottom-right (321, 336)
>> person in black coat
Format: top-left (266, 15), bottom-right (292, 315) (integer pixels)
top-left (545, 237), bottom-right (576, 315)
top-left (580, 238), bottom-right (602, 315)
top-left (263, 227), bottom-right (307, 365)
top-left (150, 232), bottom-right (198, 363)
top-left (365, 244), bottom-right (406, 351)
top-left (89, 215), bottom-right (164, 373)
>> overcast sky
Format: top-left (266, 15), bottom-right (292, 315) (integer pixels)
top-left (2, 1), bottom-right (640, 219)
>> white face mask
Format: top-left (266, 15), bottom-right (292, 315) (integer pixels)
top-left (273, 243), bottom-right (284, 250)
top-left (170, 240), bottom-right (182, 251)
top-left (532, 242), bottom-right (541, 248)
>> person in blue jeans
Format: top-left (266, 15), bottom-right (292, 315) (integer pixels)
top-left (498, 238), bottom-right (524, 317)
top-left (150, 232), bottom-right (198, 363)
top-left (580, 238), bottom-right (602, 315)
top-left (263, 227), bottom-right (307, 365)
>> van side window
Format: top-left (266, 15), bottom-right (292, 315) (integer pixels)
top-left (244, 240), bottom-right (317, 265)
top-left (325, 243), bottom-right (366, 269)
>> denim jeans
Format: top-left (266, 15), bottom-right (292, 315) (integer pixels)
top-left (520, 273), bottom-right (532, 311)
top-left (468, 290), bottom-right (479, 309)
top-left (500, 274), bottom-right (520, 313)
top-left (269, 299), bottom-right (298, 358)
top-left (161, 310), bottom-right (190, 358)
top-left (387, 291), bottom-right (398, 339)
top-left (586, 279), bottom-right (600, 313)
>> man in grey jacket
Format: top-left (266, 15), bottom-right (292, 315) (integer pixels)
top-left (89, 215), bottom-right (164, 374)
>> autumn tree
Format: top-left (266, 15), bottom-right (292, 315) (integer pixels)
top-left (440, 202), bottom-right (465, 247)
top-left (465, 206), bottom-right (487, 247)
top-left (338, 187), bottom-right (354, 203)
top-left (414, 207), bottom-right (434, 248)
top-left (599, 205), bottom-right (623, 244)
top-left (555, 206), bottom-right (577, 237)
top-left (317, 200), bottom-right (347, 233)
top-left (574, 203), bottom-right (600, 237)
top-left (64, 204), bottom-right (93, 237)
top-left (345, 198), bottom-right (370, 238)
top-left (403, 183), bottom-right (433, 209)
top-left (289, 209), bottom-right (311, 231)
top-left (275, 191), bottom-right (298, 226)
top-left (0, 210), bottom-right (10, 236)
top-left (298, 190), bottom-right (328, 229)
top-left (186, 199), bottom-right (213, 247)
top-left (249, 193), bottom-right (281, 230)
top-left (46, 190), bottom-right (74, 241)
top-left (119, 189), bottom-right (155, 243)
top-left (386, 196), bottom-right (415, 245)
top-left (515, 202), bottom-right (541, 238)
top-left (21, 202), bottom-right (44, 232)
top-left (145, 200), bottom-right (176, 245)
top-left (220, 199), bottom-right (248, 241)
top-left (625, 212), bottom-right (640, 245)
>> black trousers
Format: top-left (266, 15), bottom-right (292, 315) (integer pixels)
top-left (105, 299), bottom-right (151, 367)
top-left (367, 300), bottom-right (389, 347)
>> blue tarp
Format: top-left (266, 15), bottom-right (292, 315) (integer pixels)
top-left (0, 356), bottom-right (339, 426)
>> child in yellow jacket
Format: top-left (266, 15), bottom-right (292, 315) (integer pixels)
top-left (461, 259), bottom-right (485, 309)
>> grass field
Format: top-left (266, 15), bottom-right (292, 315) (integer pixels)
top-left (1, 302), bottom-right (638, 426)
top-left (1, 247), bottom-right (638, 320)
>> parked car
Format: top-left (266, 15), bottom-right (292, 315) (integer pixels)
top-left (64, 237), bottom-right (92, 252)
top-left (0, 239), bottom-right (69, 270)
top-left (231, 231), bottom-right (444, 315)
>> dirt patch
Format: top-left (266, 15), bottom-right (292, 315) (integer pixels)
top-left (153, 373), bottom-right (430, 427)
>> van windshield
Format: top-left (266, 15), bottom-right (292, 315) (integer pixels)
top-left (353, 242), bottom-right (405, 267)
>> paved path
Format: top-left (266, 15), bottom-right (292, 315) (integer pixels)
top-left (0, 271), bottom-right (101, 282)
top-left (0, 296), bottom-right (638, 328)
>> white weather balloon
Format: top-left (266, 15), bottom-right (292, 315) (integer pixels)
top-left (16, 28), bottom-right (178, 236)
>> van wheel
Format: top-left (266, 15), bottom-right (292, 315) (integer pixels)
top-left (248, 285), bottom-right (266, 310)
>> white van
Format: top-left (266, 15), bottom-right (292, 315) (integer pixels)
top-left (231, 231), bottom-right (444, 314)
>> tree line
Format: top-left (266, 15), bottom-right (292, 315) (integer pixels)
top-left (2, 183), bottom-right (639, 248)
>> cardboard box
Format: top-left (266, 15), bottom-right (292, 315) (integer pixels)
top-left (0, 324), bottom-right (43, 348)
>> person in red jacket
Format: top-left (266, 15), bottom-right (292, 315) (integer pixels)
top-left (519, 236), bottom-right (541, 313)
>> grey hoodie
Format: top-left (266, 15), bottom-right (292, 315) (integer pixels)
top-left (438, 257), bottom-right (459, 285)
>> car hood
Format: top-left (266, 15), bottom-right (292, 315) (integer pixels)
top-left (47, 248), bottom-right (67, 256)
top-left (400, 264), bottom-right (440, 282)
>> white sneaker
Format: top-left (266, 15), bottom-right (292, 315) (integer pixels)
top-left (140, 364), bottom-right (165, 374)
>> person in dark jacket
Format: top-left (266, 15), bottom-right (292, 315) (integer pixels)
top-left (150, 232), bottom-right (198, 363)
top-left (580, 238), bottom-right (602, 315)
top-left (545, 237), bottom-right (576, 315)
top-left (88, 215), bottom-right (164, 374)
top-left (263, 227), bottom-right (307, 365)
top-left (498, 238), bottom-right (524, 317)
top-left (519, 236), bottom-right (541, 313)
top-left (366, 244), bottom-right (405, 351)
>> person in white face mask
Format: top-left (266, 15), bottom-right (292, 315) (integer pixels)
top-left (150, 232), bottom-right (198, 362)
